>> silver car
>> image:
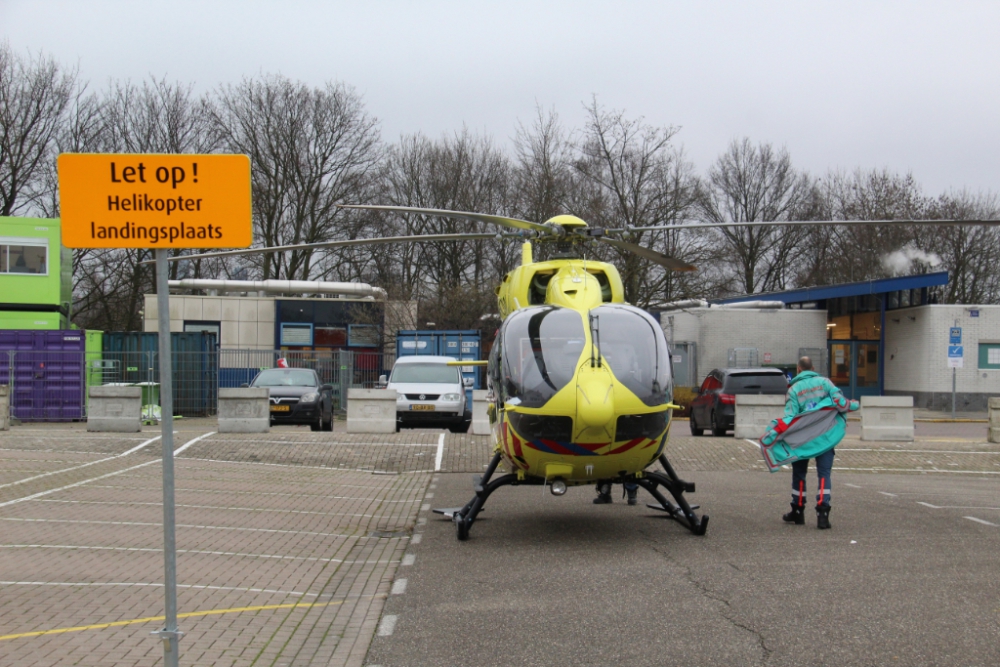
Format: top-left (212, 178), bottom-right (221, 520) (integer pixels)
top-left (381, 355), bottom-right (471, 433)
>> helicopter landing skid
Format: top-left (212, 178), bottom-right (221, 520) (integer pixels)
top-left (636, 454), bottom-right (709, 536)
top-left (435, 451), bottom-right (709, 540)
top-left (434, 451), bottom-right (546, 541)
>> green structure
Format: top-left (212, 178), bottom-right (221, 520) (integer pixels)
top-left (0, 216), bottom-right (73, 329)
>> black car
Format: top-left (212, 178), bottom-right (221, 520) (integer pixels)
top-left (247, 368), bottom-right (334, 431)
top-left (689, 368), bottom-right (788, 437)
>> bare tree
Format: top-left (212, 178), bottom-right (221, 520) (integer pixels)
top-left (0, 44), bottom-right (76, 216)
top-left (211, 75), bottom-right (381, 282)
top-left (366, 129), bottom-right (511, 313)
top-left (922, 190), bottom-right (1000, 303)
top-left (812, 168), bottom-right (928, 285)
top-left (574, 99), bottom-right (706, 305)
top-left (699, 138), bottom-right (815, 295)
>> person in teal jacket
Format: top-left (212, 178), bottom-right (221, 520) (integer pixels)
top-left (759, 356), bottom-right (859, 529)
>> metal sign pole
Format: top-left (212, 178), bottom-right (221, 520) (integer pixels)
top-left (154, 249), bottom-right (181, 665)
top-left (952, 319), bottom-right (958, 419)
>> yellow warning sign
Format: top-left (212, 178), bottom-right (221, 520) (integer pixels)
top-left (58, 153), bottom-right (252, 249)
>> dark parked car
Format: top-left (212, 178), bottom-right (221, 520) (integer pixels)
top-left (247, 368), bottom-right (334, 431)
top-left (689, 368), bottom-right (789, 436)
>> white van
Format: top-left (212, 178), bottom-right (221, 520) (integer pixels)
top-left (381, 355), bottom-right (472, 432)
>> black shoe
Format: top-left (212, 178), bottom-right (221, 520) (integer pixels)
top-left (594, 483), bottom-right (612, 504)
top-left (782, 502), bottom-right (805, 525)
top-left (627, 489), bottom-right (638, 506)
top-left (816, 503), bottom-right (831, 530)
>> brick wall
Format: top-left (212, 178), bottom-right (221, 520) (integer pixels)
top-left (885, 304), bottom-right (1000, 409)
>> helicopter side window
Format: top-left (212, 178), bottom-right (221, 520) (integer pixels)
top-left (588, 270), bottom-right (613, 302)
top-left (488, 333), bottom-right (502, 397)
top-left (592, 304), bottom-right (672, 406)
top-left (502, 306), bottom-right (586, 408)
top-left (529, 271), bottom-right (554, 305)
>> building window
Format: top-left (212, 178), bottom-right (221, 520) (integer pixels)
top-left (280, 323), bottom-right (313, 346)
top-left (979, 343), bottom-right (1000, 370)
top-left (348, 324), bottom-right (378, 347)
top-left (0, 238), bottom-right (48, 275)
top-left (184, 321), bottom-right (220, 340)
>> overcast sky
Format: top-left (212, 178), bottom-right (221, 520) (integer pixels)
top-left (4, 0), bottom-right (998, 196)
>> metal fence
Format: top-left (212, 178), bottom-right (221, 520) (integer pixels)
top-left (0, 348), bottom-right (398, 422)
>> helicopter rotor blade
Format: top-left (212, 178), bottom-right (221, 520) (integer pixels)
top-left (596, 236), bottom-right (697, 272)
top-left (139, 232), bottom-right (508, 264)
top-left (609, 218), bottom-right (1000, 233)
top-left (338, 204), bottom-right (552, 234)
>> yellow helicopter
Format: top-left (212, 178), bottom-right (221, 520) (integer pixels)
top-left (335, 205), bottom-right (708, 539)
top-left (165, 205), bottom-right (1000, 541)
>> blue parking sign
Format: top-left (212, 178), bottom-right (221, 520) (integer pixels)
top-left (949, 327), bottom-right (962, 344)
top-left (948, 344), bottom-right (963, 358)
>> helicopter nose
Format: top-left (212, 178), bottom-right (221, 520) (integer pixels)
top-left (576, 366), bottom-right (614, 428)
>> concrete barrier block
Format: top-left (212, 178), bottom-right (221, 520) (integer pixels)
top-left (861, 395), bottom-right (914, 441)
top-left (472, 390), bottom-right (490, 436)
top-left (0, 385), bottom-right (9, 431)
top-left (734, 394), bottom-right (785, 439)
top-left (218, 387), bottom-right (270, 433)
top-left (347, 388), bottom-right (396, 434)
top-left (88, 385), bottom-right (142, 432)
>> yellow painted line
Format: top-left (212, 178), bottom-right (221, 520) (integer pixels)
top-left (0, 600), bottom-right (342, 642)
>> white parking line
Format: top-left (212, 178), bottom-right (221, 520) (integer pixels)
top-left (879, 492), bottom-right (898, 497)
top-left (0, 517), bottom-right (366, 538)
top-left (916, 502), bottom-right (1000, 511)
top-left (0, 581), bottom-right (317, 596)
top-left (377, 614), bottom-right (398, 636)
top-left (844, 483), bottom-right (862, 488)
top-left (178, 457), bottom-right (411, 476)
top-left (0, 544), bottom-right (398, 564)
top-left (435, 434), bottom-right (444, 471)
top-left (963, 516), bottom-right (998, 527)
top-left (838, 448), bottom-right (1000, 454)
top-left (173, 431), bottom-right (215, 455)
top-left (833, 467), bottom-right (1000, 475)
top-left (0, 432), bottom-right (213, 508)
top-left (35, 499), bottom-right (378, 518)
top-left (391, 578), bottom-right (407, 595)
top-left (214, 440), bottom-right (438, 448)
top-left (411, 534), bottom-right (422, 544)
top-left (402, 554), bottom-right (415, 566)
top-left (83, 485), bottom-right (419, 501)
top-left (0, 435), bottom-right (163, 490)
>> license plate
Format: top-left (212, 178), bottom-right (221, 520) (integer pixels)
top-left (410, 404), bottom-right (435, 411)
top-left (270, 405), bottom-right (291, 412)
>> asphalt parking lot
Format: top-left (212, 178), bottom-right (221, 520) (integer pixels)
top-left (1, 420), bottom-right (998, 666)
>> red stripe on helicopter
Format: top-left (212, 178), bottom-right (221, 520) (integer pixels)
top-left (606, 438), bottom-right (649, 455)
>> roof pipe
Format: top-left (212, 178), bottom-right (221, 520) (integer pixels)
top-left (167, 278), bottom-right (387, 300)
top-left (660, 299), bottom-right (710, 311)
top-left (714, 300), bottom-right (785, 309)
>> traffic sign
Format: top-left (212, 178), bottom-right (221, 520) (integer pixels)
top-left (58, 153), bottom-right (252, 249)
top-left (948, 344), bottom-right (963, 357)
top-left (948, 344), bottom-right (964, 368)
top-left (949, 327), bottom-right (962, 345)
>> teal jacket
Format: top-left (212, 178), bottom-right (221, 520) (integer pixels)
top-left (758, 371), bottom-right (860, 472)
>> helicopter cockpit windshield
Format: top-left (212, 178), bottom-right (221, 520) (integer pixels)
top-left (501, 306), bottom-right (586, 408)
top-left (591, 304), bottom-right (672, 406)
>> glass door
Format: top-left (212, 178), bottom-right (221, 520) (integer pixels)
top-left (826, 341), bottom-right (881, 399)
top-left (829, 343), bottom-right (851, 394)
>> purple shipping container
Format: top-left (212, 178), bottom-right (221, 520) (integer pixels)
top-left (0, 330), bottom-right (87, 421)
